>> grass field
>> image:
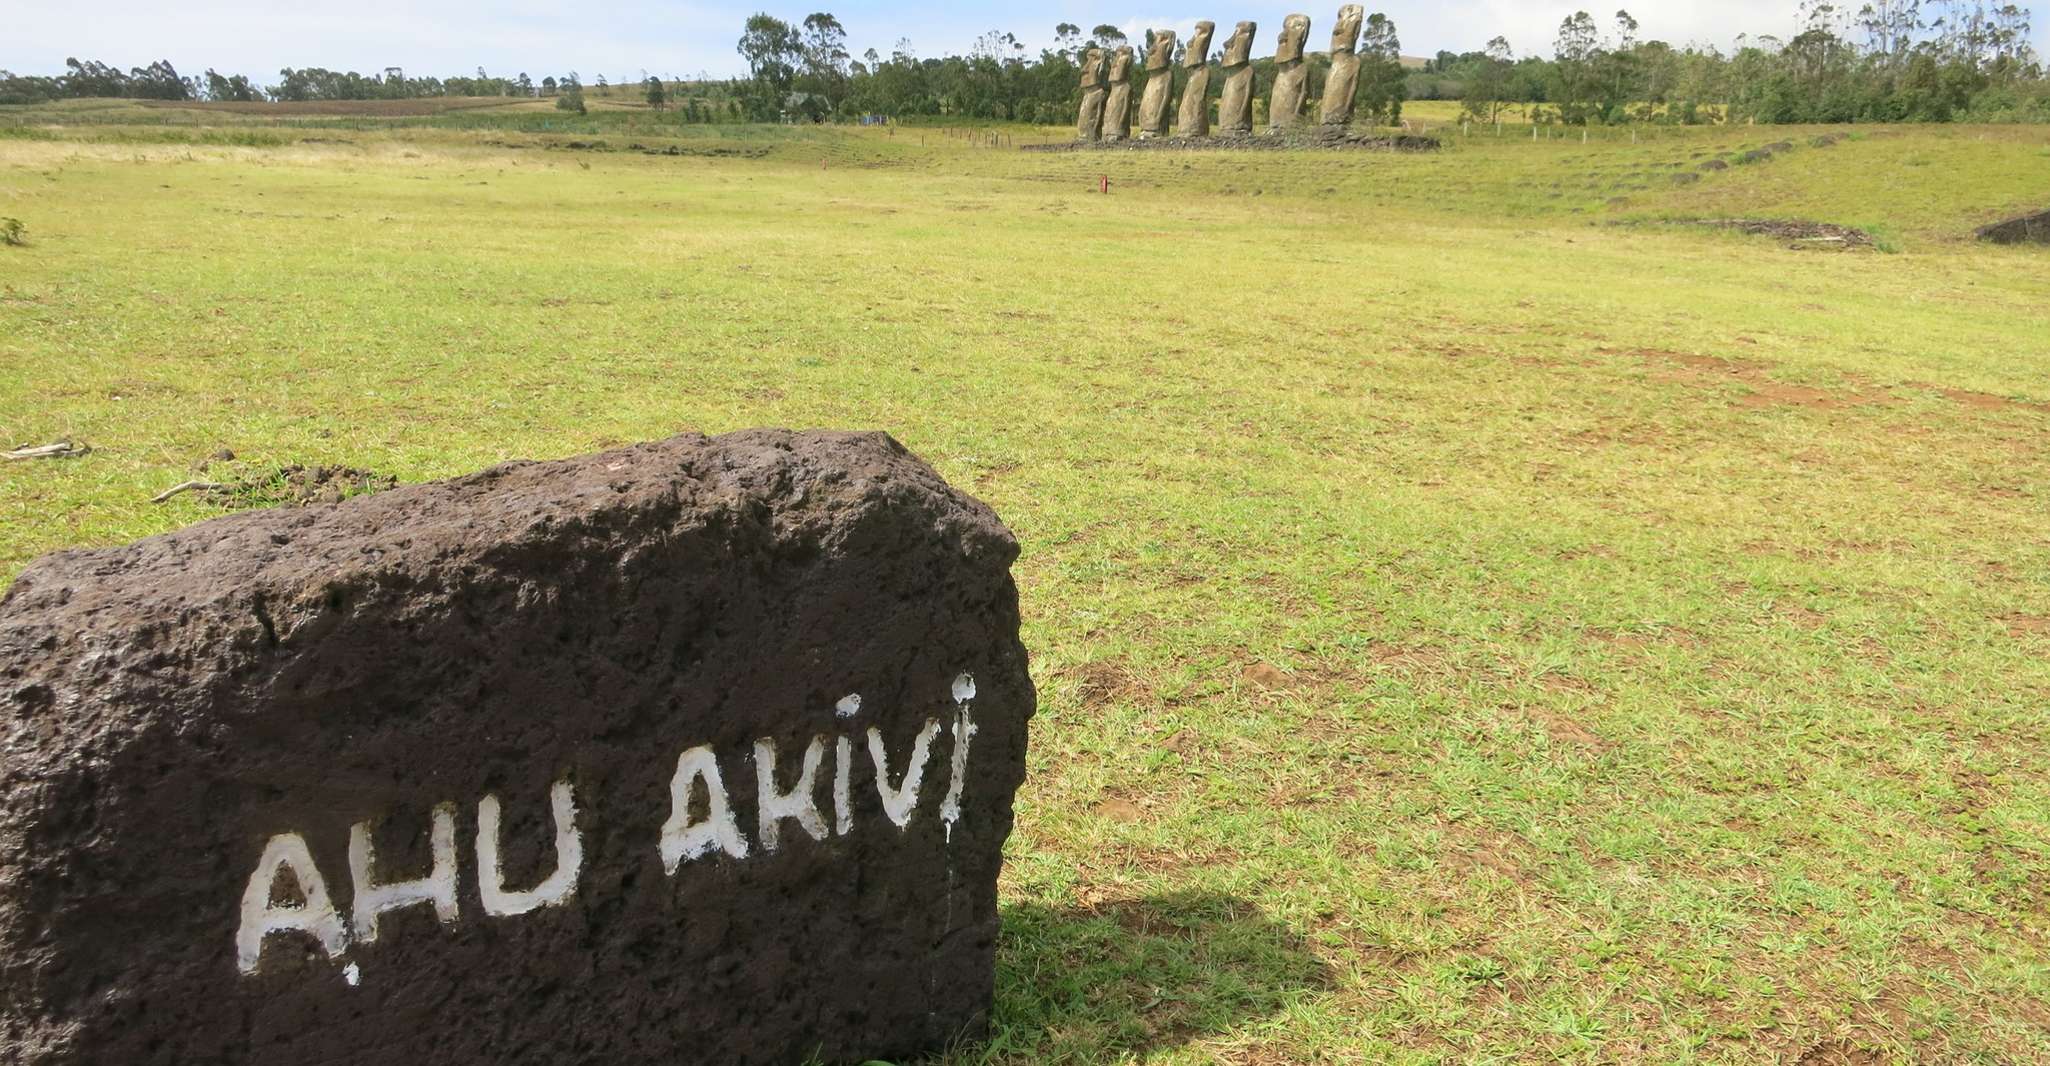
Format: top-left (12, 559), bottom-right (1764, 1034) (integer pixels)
top-left (3, 112), bottom-right (2050, 1063)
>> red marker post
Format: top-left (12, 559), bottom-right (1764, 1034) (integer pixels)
top-left (1099, 175), bottom-right (1109, 195)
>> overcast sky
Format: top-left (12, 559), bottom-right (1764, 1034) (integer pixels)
top-left (7, 1), bottom-right (2045, 82)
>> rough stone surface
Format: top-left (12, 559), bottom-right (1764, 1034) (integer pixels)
top-left (1318, 5), bottom-right (1365, 127)
top-left (1138, 29), bottom-right (1177, 138)
top-left (1977, 208), bottom-right (2050, 245)
top-left (0, 429), bottom-right (1033, 1065)
top-left (1077, 48), bottom-right (1108, 142)
top-left (1102, 47), bottom-right (1136, 142)
top-left (1267, 14), bottom-right (1312, 131)
top-left (1175, 21), bottom-right (1217, 137)
top-left (1217, 21), bottom-right (1259, 135)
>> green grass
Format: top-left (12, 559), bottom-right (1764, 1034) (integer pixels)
top-left (4, 118), bottom-right (2050, 1063)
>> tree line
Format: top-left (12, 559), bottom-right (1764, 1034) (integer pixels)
top-left (3, 1), bottom-right (2043, 125)
top-left (1447, 2), bottom-right (2043, 124)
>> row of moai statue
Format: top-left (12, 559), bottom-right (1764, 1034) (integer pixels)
top-left (1077, 5), bottom-right (1368, 142)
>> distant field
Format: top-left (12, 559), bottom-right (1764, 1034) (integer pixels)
top-left (134, 96), bottom-right (531, 117)
top-left (3, 116), bottom-right (2049, 1063)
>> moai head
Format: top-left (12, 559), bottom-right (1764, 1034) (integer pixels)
top-left (1108, 45), bottom-right (1135, 83)
top-left (1331, 5), bottom-right (1364, 53)
top-left (1222, 21), bottom-right (1258, 66)
top-left (1183, 21), bottom-right (1216, 67)
top-left (1145, 29), bottom-right (1178, 72)
top-left (1276, 14), bottom-right (1312, 63)
top-left (1080, 48), bottom-right (1106, 89)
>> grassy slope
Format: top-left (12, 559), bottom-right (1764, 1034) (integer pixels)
top-left (2, 122), bottom-right (2049, 1063)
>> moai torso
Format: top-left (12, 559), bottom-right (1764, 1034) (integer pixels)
top-left (1076, 48), bottom-right (1107, 142)
top-left (1268, 14), bottom-right (1312, 132)
top-left (1137, 30), bottom-right (1178, 138)
top-left (1216, 22), bottom-right (1258, 135)
top-left (1102, 46), bottom-right (1135, 142)
top-left (1176, 21), bottom-right (1217, 136)
top-left (1319, 5), bottom-right (1366, 127)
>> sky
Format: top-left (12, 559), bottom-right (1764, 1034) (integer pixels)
top-left (7, 1), bottom-right (2047, 82)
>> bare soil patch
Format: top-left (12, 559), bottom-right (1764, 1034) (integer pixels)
top-left (2004, 614), bottom-right (2050, 638)
top-left (1938, 386), bottom-right (2046, 412)
top-left (1619, 218), bottom-right (1875, 250)
top-left (1703, 219), bottom-right (1875, 249)
top-left (1092, 797), bottom-right (1148, 824)
top-left (1624, 348), bottom-right (1890, 409)
top-left (1241, 662), bottom-right (1292, 690)
top-left (157, 460), bottom-right (398, 508)
top-left (1796, 1038), bottom-right (1884, 1065)
top-left (1067, 658), bottom-right (1147, 709)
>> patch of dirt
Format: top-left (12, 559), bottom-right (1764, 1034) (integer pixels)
top-left (1702, 218), bottom-right (1875, 249)
top-left (1365, 644), bottom-right (1442, 671)
top-left (1091, 795), bottom-right (1148, 823)
top-left (1241, 662), bottom-right (1292, 690)
top-left (1068, 659), bottom-right (1145, 709)
top-left (1738, 382), bottom-right (1858, 408)
top-left (1796, 1039), bottom-right (1884, 1065)
top-left (2004, 614), bottom-right (2050, 638)
top-left (1518, 703), bottom-right (1611, 750)
top-left (172, 461), bottom-right (398, 509)
top-left (1464, 846), bottom-right (1522, 879)
top-left (1585, 628), bottom-right (1651, 649)
top-left (626, 142), bottom-right (772, 159)
top-left (1156, 728), bottom-right (1198, 757)
top-left (1086, 894), bottom-right (1257, 937)
top-left (1622, 348), bottom-right (1890, 409)
top-left (1940, 387), bottom-right (2025, 411)
top-left (1900, 383), bottom-right (2048, 413)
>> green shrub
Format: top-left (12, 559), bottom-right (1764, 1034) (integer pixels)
top-left (0, 218), bottom-right (25, 246)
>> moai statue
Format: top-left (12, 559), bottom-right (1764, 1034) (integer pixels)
top-left (1175, 21), bottom-right (1217, 137)
top-left (1216, 21), bottom-right (1258, 135)
top-left (1267, 13), bottom-right (1313, 132)
top-left (1319, 5), bottom-right (1366, 127)
top-left (1076, 48), bottom-right (1108, 142)
top-left (1137, 29), bottom-right (1178, 138)
top-left (1102, 46), bottom-right (1136, 142)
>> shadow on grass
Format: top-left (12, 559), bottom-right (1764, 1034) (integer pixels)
top-left (966, 890), bottom-right (1333, 1062)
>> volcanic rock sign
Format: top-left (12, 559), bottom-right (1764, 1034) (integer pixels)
top-left (1177, 21), bottom-right (1218, 137)
top-left (0, 430), bottom-right (1034, 1066)
top-left (1138, 29), bottom-right (1178, 138)
top-left (1077, 47), bottom-right (1108, 141)
top-left (1217, 20), bottom-right (1260, 134)
top-left (1102, 46), bottom-right (1137, 142)
top-left (1320, 5), bottom-right (1366, 126)
top-left (1268, 13), bottom-right (1313, 131)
